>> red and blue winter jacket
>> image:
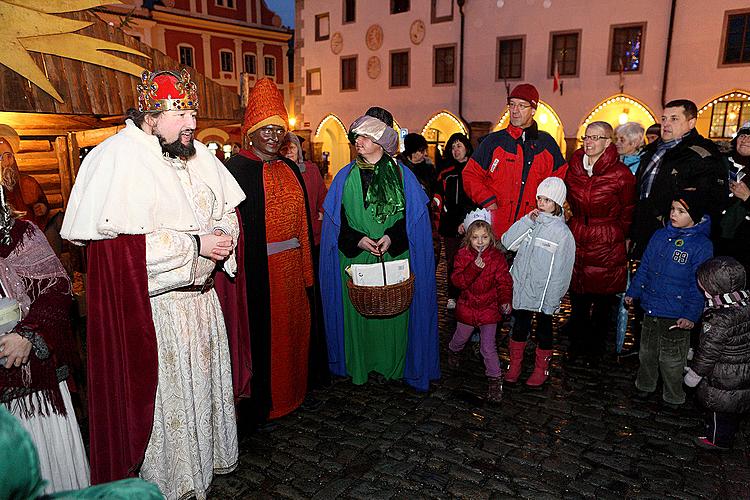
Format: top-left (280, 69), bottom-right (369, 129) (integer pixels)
top-left (462, 121), bottom-right (567, 237)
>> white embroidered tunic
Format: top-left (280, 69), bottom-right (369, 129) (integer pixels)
top-left (139, 155), bottom-right (239, 500)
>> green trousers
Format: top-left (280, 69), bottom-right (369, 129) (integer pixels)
top-left (635, 315), bottom-right (691, 405)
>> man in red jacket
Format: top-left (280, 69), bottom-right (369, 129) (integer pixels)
top-left (462, 84), bottom-right (567, 237)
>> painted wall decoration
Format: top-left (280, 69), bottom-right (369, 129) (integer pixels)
top-left (0, 0), bottom-right (149, 103)
top-left (409, 20), bottom-right (426, 45)
top-left (365, 24), bottom-right (383, 51)
top-left (330, 32), bottom-right (343, 55)
top-left (367, 56), bottom-right (381, 80)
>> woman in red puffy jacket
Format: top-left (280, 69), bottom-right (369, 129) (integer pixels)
top-left (447, 211), bottom-right (513, 402)
top-left (565, 121), bottom-right (636, 363)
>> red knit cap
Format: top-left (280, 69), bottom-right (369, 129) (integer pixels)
top-left (242, 78), bottom-right (288, 137)
top-left (509, 83), bottom-right (539, 109)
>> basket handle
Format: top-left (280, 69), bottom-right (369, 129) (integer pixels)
top-left (378, 252), bottom-right (387, 286)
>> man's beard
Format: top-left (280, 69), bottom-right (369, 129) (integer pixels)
top-left (158, 134), bottom-right (196, 158)
top-left (1, 163), bottom-right (19, 190)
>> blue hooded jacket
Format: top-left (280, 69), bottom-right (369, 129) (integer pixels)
top-left (627, 217), bottom-right (713, 322)
top-left (319, 161), bottom-right (440, 391)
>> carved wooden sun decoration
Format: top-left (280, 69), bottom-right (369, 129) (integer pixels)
top-left (0, 0), bottom-right (150, 103)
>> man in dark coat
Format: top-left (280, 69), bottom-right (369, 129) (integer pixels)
top-left (630, 99), bottom-right (727, 259)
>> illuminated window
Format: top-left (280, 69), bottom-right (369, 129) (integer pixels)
top-left (610, 24), bottom-right (645, 73)
top-left (709, 100), bottom-right (750, 138)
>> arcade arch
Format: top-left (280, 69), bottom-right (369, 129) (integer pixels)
top-left (576, 94), bottom-right (657, 149)
top-left (315, 114), bottom-right (351, 180)
top-left (421, 111), bottom-right (468, 162)
top-left (696, 89), bottom-right (750, 141)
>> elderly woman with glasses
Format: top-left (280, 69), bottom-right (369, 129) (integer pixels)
top-left (565, 121), bottom-right (637, 364)
top-left (614, 122), bottom-right (646, 174)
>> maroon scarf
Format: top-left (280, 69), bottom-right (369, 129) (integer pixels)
top-left (0, 221), bottom-right (73, 417)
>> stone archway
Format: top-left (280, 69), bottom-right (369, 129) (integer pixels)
top-left (315, 114), bottom-right (351, 181)
top-left (421, 110), bottom-right (468, 163)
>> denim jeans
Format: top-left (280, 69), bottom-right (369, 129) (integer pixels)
top-left (635, 315), bottom-right (691, 404)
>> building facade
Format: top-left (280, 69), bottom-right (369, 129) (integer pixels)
top-left (295, 0), bottom-right (750, 176)
top-left (99, 0), bottom-right (292, 151)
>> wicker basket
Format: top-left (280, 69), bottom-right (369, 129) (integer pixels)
top-left (346, 257), bottom-right (415, 317)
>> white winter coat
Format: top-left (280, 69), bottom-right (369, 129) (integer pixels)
top-left (501, 212), bottom-right (575, 315)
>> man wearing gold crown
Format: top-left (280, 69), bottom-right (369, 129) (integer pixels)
top-left (61, 69), bottom-right (245, 499)
top-left (224, 77), bottom-right (321, 428)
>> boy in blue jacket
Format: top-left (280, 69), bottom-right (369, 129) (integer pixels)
top-left (625, 191), bottom-right (713, 408)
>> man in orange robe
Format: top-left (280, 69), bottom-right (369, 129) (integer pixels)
top-left (225, 78), bottom-right (318, 427)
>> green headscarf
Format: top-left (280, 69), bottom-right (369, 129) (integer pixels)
top-left (355, 154), bottom-right (405, 224)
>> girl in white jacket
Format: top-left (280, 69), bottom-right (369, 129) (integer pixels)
top-left (501, 177), bottom-right (575, 387)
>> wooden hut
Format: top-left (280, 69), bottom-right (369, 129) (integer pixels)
top-left (0, 9), bottom-right (243, 215)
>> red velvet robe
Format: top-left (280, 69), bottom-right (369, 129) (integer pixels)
top-left (86, 235), bottom-right (247, 484)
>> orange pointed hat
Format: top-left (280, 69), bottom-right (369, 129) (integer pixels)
top-left (242, 78), bottom-right (288, 137)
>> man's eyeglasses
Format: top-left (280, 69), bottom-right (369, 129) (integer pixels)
top-left (508, 103), bottom-right (531, 111)
top-left (580, 135), bottom-right (610, 142)
top-left (257, 127), bottom-right (286, 138)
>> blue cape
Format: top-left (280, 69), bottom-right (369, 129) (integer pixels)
top-left (319, 161), bottom-right (440, 391)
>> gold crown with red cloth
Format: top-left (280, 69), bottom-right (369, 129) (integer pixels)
top-left (137, 69), bottom-right (199, 112)
top-left (242, 77), bottom-right (288, 137)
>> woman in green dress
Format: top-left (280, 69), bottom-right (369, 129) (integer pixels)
top-left (320, 110), bottom-right (440, 391)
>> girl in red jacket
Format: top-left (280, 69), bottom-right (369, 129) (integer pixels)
top-left (447, 209), bottom-right (513, 402)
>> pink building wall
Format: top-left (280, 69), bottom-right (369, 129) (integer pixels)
top-left (297, 0), bottom-right (750, 140)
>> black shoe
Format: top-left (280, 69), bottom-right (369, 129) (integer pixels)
top-left (662, 400), bottom-right (683, 411)
top-left (633, 389), bottom-right (652, 401)
top-left (618, 347), bottom-right (639, 358)
top-left (301, 394), bottom-right (324, 412)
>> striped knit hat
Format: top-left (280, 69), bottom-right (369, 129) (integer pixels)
top-left (242, 78), bottom-right (288, 137)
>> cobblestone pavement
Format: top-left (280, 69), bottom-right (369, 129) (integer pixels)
top-left (210, 258), bottom-right (750, 499)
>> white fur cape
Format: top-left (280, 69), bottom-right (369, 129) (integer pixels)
top-left (61, 120), bottom-right (245, 243)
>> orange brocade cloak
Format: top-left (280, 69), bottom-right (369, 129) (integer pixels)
top-left (264, 159), bottom-right (314, 418)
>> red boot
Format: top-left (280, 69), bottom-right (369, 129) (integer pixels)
top-left (504, 340), bottom-right (526, 384)
top-left (525, 348), bottom-right (553, 387)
